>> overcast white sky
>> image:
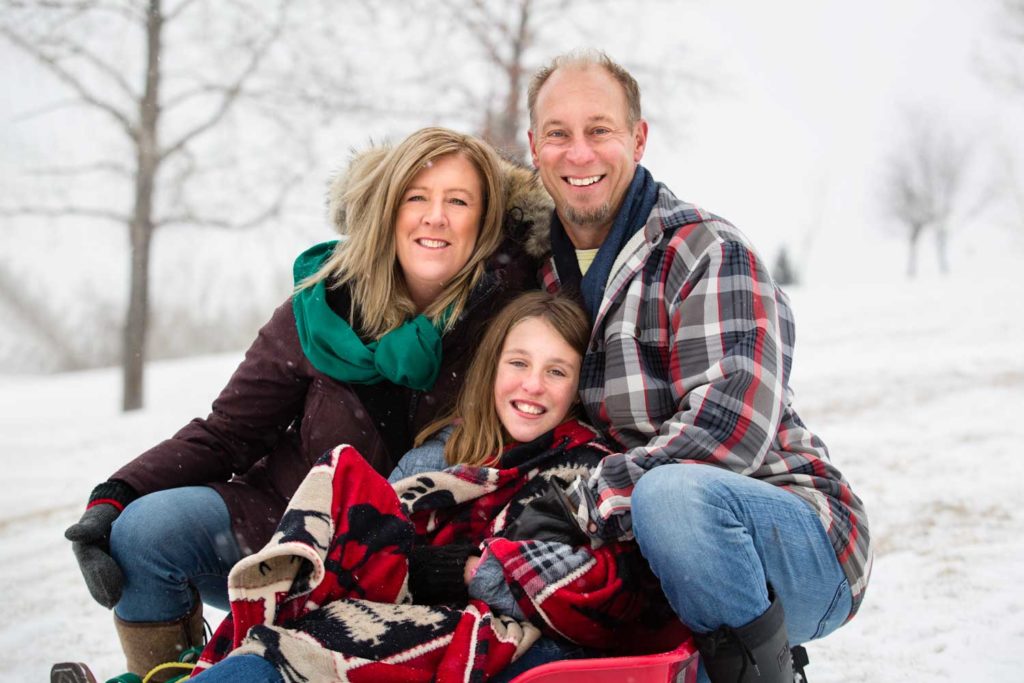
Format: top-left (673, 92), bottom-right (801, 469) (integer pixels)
top-left (2, 0), bottom-right (1022, 289)
top-left (630, 0), bottom-right (1024, 283)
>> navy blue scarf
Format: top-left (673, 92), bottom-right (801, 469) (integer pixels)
top-left (549, 166), bottom-right (658, 320)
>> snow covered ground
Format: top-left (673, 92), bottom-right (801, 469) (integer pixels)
top-left (1, 265), bottom-right (1022, 681)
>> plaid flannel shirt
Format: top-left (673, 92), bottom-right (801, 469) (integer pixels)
top-left (541, 184), bottom-right (871, 618)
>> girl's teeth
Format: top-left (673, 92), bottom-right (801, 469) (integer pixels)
top-left (418, 238), bottom-right (448, 248)
top-left (514, 401), bottom-right (544, 415)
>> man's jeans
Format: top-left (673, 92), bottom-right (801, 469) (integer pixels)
top-left (109, 486), bottom-right (243, 622)
top-left (632, 463), bottom-right (851, 680)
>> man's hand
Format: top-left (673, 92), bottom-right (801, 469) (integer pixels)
top-left (503, 478), bottom-right (591, 546)
top-left (65, 504), bottom-right (124, 609)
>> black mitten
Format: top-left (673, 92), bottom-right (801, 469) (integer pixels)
top-left (503, 477), bottom-right (589, 546)
top-left (64, 481), bottom-right (137, 609)
top-left (407, 543), bottom-right (477, 605)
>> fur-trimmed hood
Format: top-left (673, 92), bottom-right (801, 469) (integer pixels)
top-left (326, 146), bottom-right (553, 258)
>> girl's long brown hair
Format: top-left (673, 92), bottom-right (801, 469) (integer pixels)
top-left (416, 291), bottom-right (591, 467)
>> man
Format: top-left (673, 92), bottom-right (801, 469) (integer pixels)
top-left (522, 49), bottom-right (871, 682)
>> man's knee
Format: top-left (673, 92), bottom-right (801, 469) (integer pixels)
top-left (633, 464), bottom-right (722, 516)
top-left (633, 465), bottom-right (753, 551)
top-left (633, 465), bottom-right (705, 545)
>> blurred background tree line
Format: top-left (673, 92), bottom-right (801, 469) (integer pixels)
top-left (0, 0), bottom-right (706, 409)
top-left (1, 0), bottom-right (1021, 410)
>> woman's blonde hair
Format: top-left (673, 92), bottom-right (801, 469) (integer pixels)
top-left (299, 127), bottom-right (507, 338)
top-left (417, 291), bottom-right (591, 467)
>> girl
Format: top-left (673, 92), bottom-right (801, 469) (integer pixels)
top-left (63, 128), bottom-right (546, 680)
top-left (188, 291), bottom-right (681, 682)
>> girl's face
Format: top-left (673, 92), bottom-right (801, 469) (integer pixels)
top-left (494, 316), bottom-right (582, 443)
top-left (394, 153), bottom-right (483, 311)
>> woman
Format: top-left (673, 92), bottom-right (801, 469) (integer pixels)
top-left (187, 292), bottom-right (683, 682)
top-left (63, 127), bottom-right (548, 679)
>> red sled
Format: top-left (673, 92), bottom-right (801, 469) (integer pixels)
top-left (509, 637), bottom-right (699, 683)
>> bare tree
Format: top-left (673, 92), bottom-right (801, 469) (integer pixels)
top-left (977, 0), bottom-right (1024, 95)
top-left (772, 246), bottom-right (799, 287)
top-left (397, 0), bottom-right (567, 161)
top-left (458, 0), bottom-right (538, 160)
top-left (0, 0), bottom-right (357, 410)
top-left (0, 262), bottom-right (88, 370)
top-left (882, 112), bottom-right (972, 277)
top-left (978, 0), bottom-right (1024, 233)
top-left (410, 0), bottom-right (712, 162)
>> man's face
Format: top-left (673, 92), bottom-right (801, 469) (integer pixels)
top-left (529, 65), bottom-right (648, 249)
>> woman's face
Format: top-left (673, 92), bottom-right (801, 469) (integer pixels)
top-left (395, 153), bottom-right (484, 311)
top-left (494, 316), bottom-right (582, 444)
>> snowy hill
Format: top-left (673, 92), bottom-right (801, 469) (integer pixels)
top-left (1, 264), bottom-right (1022, 681)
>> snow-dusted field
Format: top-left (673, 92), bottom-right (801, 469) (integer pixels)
top-left (1, 266), bottom-right (1022, 681)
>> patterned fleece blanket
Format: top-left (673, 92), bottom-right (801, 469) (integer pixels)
top-left (191, 420), bottom-right (683, 682)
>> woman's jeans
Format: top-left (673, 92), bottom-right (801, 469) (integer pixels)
top-left (109, 486), bottom-right (243, 622)
top-left (632, 464), bottom-right (851, 680)
top-left (189, 654), bottom-right (283, 683)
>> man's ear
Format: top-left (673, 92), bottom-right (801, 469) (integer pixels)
top-left (528, 129), bottom-right (540, 168)
top-left (633, 119), bottom-right (649, 163)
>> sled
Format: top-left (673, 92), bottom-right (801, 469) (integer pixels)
top-left (509, 638), bottom-right (700, 683)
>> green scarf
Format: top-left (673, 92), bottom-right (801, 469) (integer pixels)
top-left (291, 241), bottom-right (447, 391)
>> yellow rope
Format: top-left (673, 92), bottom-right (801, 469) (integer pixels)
top-left (141, 661), bottom-right (195, 683)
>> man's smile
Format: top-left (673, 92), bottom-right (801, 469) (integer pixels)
top-left (566, 175), bottom-right (604, 187)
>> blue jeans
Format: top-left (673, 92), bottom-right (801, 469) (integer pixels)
top-left (632, 464), bottom-right (851, 681)
top-left (188, 639), bottom-right (591, 683)
top-left (189, 654), bottom-right (282, 683)
top-left (109, 486), bottom-right (243, 622)
top-left (493, 637), bottom-right (595, 681)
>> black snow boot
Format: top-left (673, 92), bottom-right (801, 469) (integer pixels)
top-left (693, 590), bottom-right (795, 682)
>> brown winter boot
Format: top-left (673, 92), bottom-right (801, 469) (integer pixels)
top-left (113, 599), bottom-right (205, 682)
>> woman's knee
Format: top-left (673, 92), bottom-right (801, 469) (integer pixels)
top-left (110, 487), bottom-right (232, 570)
top-left (110, 489), bottom-right (181, 562)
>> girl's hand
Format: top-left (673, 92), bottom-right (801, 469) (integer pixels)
top-left (464, 555), bottom-right (481, 585)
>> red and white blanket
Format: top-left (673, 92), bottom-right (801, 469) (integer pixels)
top-left (192, 420), bottom-right (683, 682)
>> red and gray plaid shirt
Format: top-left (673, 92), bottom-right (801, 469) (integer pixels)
top-left (541, 183), bottom-right (871, 619)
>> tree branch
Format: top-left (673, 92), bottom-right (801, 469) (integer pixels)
top-left (5, 0), bottom-right (144, 22)
top-left (160, 82), bottom-right (224, 114)
top-left (26, 161), bottom-right (132, 178)
top-left (163, 0), bottom-right (200, 22)
top-left (0, 205), bottom-right (128, 223)
top-left (0, 261), bottom-right (89, 370)
top-left (155, 166), bottom-right (305, 230)
top-left (57, 36), bottom-right (138, 100)
top-left (0, 25), bottom-right (138, 141)
top-left (159, 4), bottom-right (287, 162)
top-left (461, 0), bottom-right (514, 68)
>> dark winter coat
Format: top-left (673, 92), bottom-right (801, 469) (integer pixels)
top-left (108, 158), bottom-right (551, 555)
